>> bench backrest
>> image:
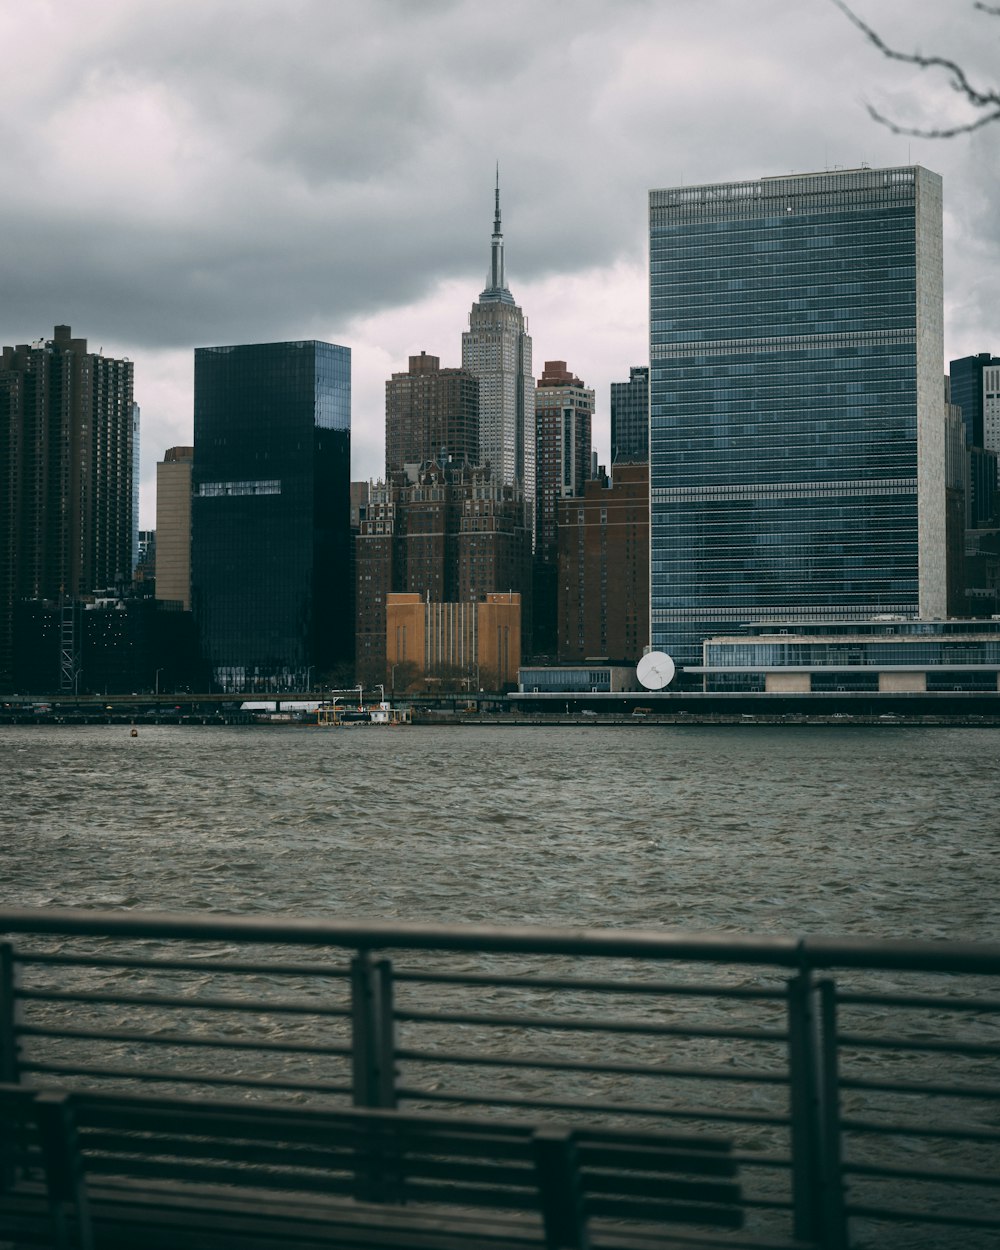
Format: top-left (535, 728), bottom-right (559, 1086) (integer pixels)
top-left (5, 1086), bottom-right (743, 1249)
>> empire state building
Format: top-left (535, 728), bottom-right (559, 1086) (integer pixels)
top-left (462, 175), bottom-right (535, 530)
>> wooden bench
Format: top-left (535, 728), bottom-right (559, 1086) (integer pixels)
top-left (2, 1084), bottom-right (747, 1250)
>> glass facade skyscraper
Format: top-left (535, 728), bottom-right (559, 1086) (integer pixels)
top-left (192, 340), bottom-right (351, 691)
top-left (649, 166), bottom-right (946, 670)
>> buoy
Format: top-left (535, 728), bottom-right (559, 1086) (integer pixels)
top-left (130, 727), bottom-right (138, 737)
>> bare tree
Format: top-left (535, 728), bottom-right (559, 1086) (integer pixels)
top-left (831, 0), bottom-right (1000, 136)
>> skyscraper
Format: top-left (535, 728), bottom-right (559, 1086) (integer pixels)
top-left (191, 340), bottom-right (351, 691)
top-left (649, 166), bottom-right (946, 670)
top-left (949, 352), bottom-right (1000, 449)
top-left (610, 366), bottom-right (649, 464)
top-left (461, 175), bottom-right (535, 515)
top-left (0, 325), bottom-right (134, 689)
top-left (155, 446), bottom-right (194, 610)
top-left (533, 361), bottom-right (593, 654)
top-left (385, 351), bottom-right (479, 474)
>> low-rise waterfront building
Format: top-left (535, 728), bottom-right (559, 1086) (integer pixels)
top-left (692, 619), bottom-right (1000, 693)
top-left (517, 664), bottom-right (639, 694)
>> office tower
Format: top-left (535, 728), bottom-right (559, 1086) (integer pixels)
top-left (461, 176), bottom-right (535, 516)
top-left (385, 352), bottom-right (479, 475)
top-left (533, 361), bottom-right (594, 654)
top-left (191, 340), bottom-right (351, 691)
top-left (557, 463), bottom-right (649, 663)
top-left (355, 462), bottom-right (531, 683)
top-left (0, 325), bottom-right (134, 689)
top-left (649, 166), bottom-right (946, 670)
top-left (610, 366), bottom-right (649, 464)
top-left (155, 446), bottom-right (194, 610)
top-left (949, 353), bottom-right (1000, 449)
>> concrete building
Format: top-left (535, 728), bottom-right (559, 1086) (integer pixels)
top-left (557, 462), bottom-right (649, 664)
top-left (191, 340), bottom-right (352, 692)
top-left (693, 619), bottom-right (1000, 694)
top-left (385, 352), bottom-right (479, 475)
top-left (534, 361), bottom-right (594, 654)
top-left (386, 591), bottom-right (521, 691)
top-left (0, 325), bottom-right (134, 690)
top-left (610, 366), bottom-right (649, 464)
top-left (649, 167), bottom-right (946, 670)
top-left (355, 462), bottom-right (532, 684)
top-left (155, 446), bottom-right (193, 610)
top-left (461, 176), bottom-right (534, 522)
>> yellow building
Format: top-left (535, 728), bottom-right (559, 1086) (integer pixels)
top-left (386, 592), bottom-right (521, 691)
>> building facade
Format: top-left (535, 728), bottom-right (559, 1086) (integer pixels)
top-left (610, 366), bottom-right (649, 464)
top-left (0, 325), bottom-right (134, 689)
top-left (649, 167), bottom-right (946, 671)
top-left (386, 591), bottom-right (521, 691)
top-left (385, 351), bottom-right (479, 475)
top-left (155, 446), bottom-right (193, 610)
top-left (695, 619), bottom-right (1000, 694)
top-left (355, 462), bottom-right (531, 684)
top-left (461, 178), bottom-right (535, 521)
top-left (533, 361), bottom-right (594, 654)
top-left (949, 352), bottom-right (1000, 450)
top-left (557, 462), bottom-right (649, 664)
top-left (191, 340), bottom-right (351, 691)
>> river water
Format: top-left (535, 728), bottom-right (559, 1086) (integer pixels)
top-left (1, 724), bottom-right (999, 1248)
top-left (1, 723), bottom-right (997, 939)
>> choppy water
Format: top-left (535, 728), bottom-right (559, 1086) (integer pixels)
top-left (1, 723), bottom-right (997, 939)
top-left (2, 724), bottom-right (999, 1249)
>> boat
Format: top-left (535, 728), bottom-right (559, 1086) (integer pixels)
top-left (316, 688), bottom-right (410, 727)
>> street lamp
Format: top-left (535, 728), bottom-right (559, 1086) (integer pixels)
top-left (155, 668), bottom-right (164, 696)
top-left (305, 666), bottom-right (314, 693)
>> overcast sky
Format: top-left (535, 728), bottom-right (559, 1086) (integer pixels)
top-left (2, 0), bottom-right (998, 526)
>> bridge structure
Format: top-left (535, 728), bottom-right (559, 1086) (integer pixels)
top-left (0, 907), bottom-right (998, 1248)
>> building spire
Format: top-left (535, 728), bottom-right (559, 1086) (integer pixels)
top-left (488, 164), bottom-right (507, 295)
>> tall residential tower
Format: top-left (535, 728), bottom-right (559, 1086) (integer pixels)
top-left (648, 166), bottom-right (946, 670)
top-left (0, 325), bottom-right (134, 688)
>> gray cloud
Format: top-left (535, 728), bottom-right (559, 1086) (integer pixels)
top-left (1, 0), bottom-right (998, 516)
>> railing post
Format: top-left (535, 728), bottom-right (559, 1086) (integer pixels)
top-left (350, 953), bottom-right (397, 1109)
top-left (0, 941), bottom-right (22, 1085)
top-left (787, 969), bottom-right (823, 1244)
top-left (817, 978), bottom-right (849, 1250)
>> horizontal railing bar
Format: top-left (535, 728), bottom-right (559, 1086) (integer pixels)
top-left (17, 951), bottom-right (352, 979)
top-left (394, 1006), bottom-right (788, 1042)
top-left (395, 1085), bottom-right (793, 1126)
top-left (839, 1075), bottom-right (1000, 1098)
top-left (836, 990), bottom-right (1000, 1012)
top-left (0, 907), bottom-right (805, 962)
top-left (836, 1031), bottom-right (1000, 1057)
top-left (7, 905), bottom-right (1000, 972)
top-left (845, 1160), bottom-right (1000, 1187)
top-left (16, 987), bottom-right (349, 1017)
top-left (21, 1059), bottom-right (354, 1096)
top-left (394, 1045), bottom-right (789, 1085)
top-left (393, 969), bottom-right (787, 999)
top-left (841, 1117), bottom-right (1000, 1142)
top-left (16, 1023), bottom-right (352, 1058)
top-left (844, 1203), bottom-right (1000, 1230)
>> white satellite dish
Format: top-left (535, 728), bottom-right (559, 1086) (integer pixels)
top-left (636, 651), bottom-right (675, 691)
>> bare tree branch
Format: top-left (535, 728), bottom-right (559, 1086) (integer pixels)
top-left (831, 0), bottom-right (1000, 137)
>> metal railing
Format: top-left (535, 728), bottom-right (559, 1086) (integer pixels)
top-left (0, 907), bottom-right (997, 1249)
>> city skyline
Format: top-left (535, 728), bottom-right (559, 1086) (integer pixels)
top-left (1, 1), bottom-right (998, 528)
